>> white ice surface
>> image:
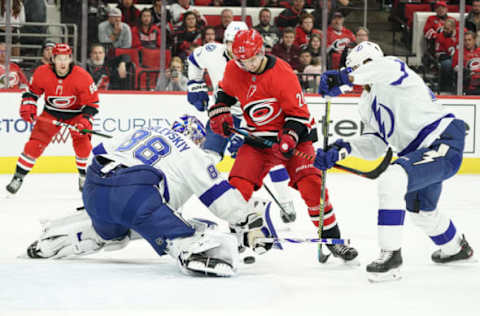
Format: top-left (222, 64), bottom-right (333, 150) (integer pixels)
top-left (0, 173), bottom-right (479, 316)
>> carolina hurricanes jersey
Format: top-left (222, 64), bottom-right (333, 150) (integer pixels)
top-left (453, 47), bottom-right (480, 89)
top-left (435, 30), bottom-right (458, 56)
top-left (93, 121), bottom-right (251, 225)
top-left (219, 56), bottom-right (312, 139)
top-left (327, 26), bottom-right (356, 69)
top-left (0, 63), bottom-right (28, 89)
top-left (26, 64), bottom-right (99, 119)
top-left (423, 16), bottom-right (457, 39)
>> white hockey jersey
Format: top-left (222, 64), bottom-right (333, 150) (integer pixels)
top-left (93, 121), bottom-right (250, 225)
top-left (348, 56), bottom-right (454, 160)
top-left (188, 42), bottom-right (242, 116)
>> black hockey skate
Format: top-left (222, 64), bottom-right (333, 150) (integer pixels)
top-left (78, 174), bottom-right (86, 192)
top-left (27, 241), bottom-right (44, 259)
top-left (367, 249), bottom-right (403, 282)
top-left (431, 235), bottom-right (474, 263)
top-left (327, 244), bottom-right (359, 262)
top-left (6, 174), bottom-right (24, 194)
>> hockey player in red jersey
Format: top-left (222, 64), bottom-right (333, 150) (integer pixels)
top-left (208, 29), bottom-right (358, 262)
top-left (6, 43), bottom-right (99, 194)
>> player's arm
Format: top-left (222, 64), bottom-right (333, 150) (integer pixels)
top-left (187, 46), bottom-right (209, 111)
top-left (20, 68), bottom-right (44, 123)
top-left (349, 58), bottom-right (410, 86)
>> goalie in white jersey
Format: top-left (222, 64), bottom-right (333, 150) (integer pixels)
top-left (316, 41), bottom-right (474, 282)
top-left (26, 115), bottom-right (277, 277)
top-left (186, 21), bottom-right (296, 224)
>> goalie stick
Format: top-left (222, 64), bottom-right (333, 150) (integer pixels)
top-left (35, 116), bottom-right (112, 139)
top-left (227, 126), bottom-right (393, 180)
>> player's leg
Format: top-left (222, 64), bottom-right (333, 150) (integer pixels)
top-left (267, 165), bottom-right (296, 223)
top-left (68, 116), bottom-right (93, 192)
top-left (6, 112), bottom-right (60, 194)
top-left (287, 141), bottom-right (358, 262)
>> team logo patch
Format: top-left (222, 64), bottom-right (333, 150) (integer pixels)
top-left (331, 38), bottom-right (352, 52)
top-left (205, 44), bottom-right (216, 52)
top-left (371, 97), bottom-right (395, 142)
top-left (47, 96), bottom-right (77, 108)
top-left (244, 98), bottom-right (282, 126)
top-left (468, 58), bottom-right (480, 71)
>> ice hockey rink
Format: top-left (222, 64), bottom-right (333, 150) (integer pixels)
top-left (0, 173), bottom-right (479, 316)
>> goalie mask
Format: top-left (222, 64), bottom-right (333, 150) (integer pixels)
top-left (346, 41), bottom-right (383, 70)
top-left (172, 115), bottom-right (206, 145)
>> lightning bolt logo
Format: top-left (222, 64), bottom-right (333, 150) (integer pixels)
top-left (413, 144), bottom-right (449, 165)
top-left (371, 97), bottom-right (395, 142)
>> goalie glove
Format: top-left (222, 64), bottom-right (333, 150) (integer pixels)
top-left (187, 80), bottom-right (209, 111)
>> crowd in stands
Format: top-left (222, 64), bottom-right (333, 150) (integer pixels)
top-left (0, 0), bottom-right (479, 95)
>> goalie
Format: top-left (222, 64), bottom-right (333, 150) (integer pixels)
top-left (26, 115), bottom-right (277, 277)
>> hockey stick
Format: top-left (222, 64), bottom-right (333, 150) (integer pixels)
top-left (317, 98), bottom-right (331, 263)
top-left (228, 126), bottom-right (393, 180)
top-left (35, 116), bottom-right (112, 139)
top-left (263, 183), bottom-right (296, 223)
top-left (256, 237), bottom-right (350, 245)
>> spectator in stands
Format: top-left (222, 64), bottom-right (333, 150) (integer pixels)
top-left (0, 0), bottom-right (25, 58)
top-left (214, 9), bottom-right (233, 43)
top-left (156, 56), bottom-right (188, 91)
top-left (326, 11), bottom-right (355, 69)
top-left (131, 8), bottom-right (161, 49)
top-left (99, 8), bottom-right (132, 52)
top-left (340, 26), bottom-right (369, 68)
top-left (86, 43), bottom-right (133, 91)
top-left (305, 33), bottom-right (321, 58)
top-left (272, 27), bottom-right (301, 71)
top-left (294, 13), bottom-right (322, 49)
top-left (435, 18), bottom-right (458, 93)
top-left (202, 26), bottom-right (217, 44)
top-left (466, 0), bottom-right (480, 45)
top-left (0, 41), bottom-right (28, 89)
top-left (117, 0), bottom-right (140, 27)
top-left (303, 56), bottom-right (322, 92)
top-left (423, 2), bottom-right (456, 41)
top-left (150, 0), bottom-right (172, 26)
top-left (31, 40), bottom-right (55, 71)
top-left (170, 0), bottom-right (206, 28)
top-left (297, 49), bottom-right (312, 72)
top-left (276, 0), bottom-right (307, 29)
top-left (452, 31), bottom-right (480, 94)
top-left (312, 0), bottom-right (350, 29)
top-left (173, 11), bottom-right (203, 61)
top-left (254, 8), bottom-right (281, 53)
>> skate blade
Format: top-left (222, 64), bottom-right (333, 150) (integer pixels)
top-left (434, 256), bottom-right (478, 265)
top-left (368, 268), bottom-right (402, 283)
top-left (187, 261), bottom-right (235, 277)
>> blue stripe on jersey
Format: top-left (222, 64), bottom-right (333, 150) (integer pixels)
top-left (430, 220), bottom-right (456, 245)
top-left (92, 143), bottom-right (107, 155)
top-left (398, 114), bottom-right (455, 156)
top-left (188, 53), bottom-right (201, 70)
top-left (199, 180), bottom-right (233, 207)
top-left (378, 209), bottom-right (405, 226)
top-left (269, 168), bottom-right (289, 182)
top-left (390, 59), bottom-right (408, 86)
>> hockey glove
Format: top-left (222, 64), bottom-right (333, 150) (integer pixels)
top-left (314, 139), bottom-right (351, 170)
top-left (319, 68), bottom-right (353, 97)
top-left (20, 103), bottom-right (37, 123)
top-left (273, 129), bottom-right (298, 160)
top-left (208, 103), bottom-right (233, 137)
top-left (187, 80), bottom-right (209, 111)
top-left (227, 134), bottom-right (244, 158)
top-left (71, 114), bottom-right (93, 133)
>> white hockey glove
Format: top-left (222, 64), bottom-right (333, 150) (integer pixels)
top-left (231, 199), bottom-right (280, 255)
top-left (187, 80), bottom-right (209, 111)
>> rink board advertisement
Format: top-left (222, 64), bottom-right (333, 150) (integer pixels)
top-left (0, 91), bottom-right (479, 174)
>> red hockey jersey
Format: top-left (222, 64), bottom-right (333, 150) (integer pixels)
top-left (26, 64), bottom-right (99, 120)
top-left (327, 26), bottom-right (356, 70)
top-left (453, 47), bottom-right (480, 90)
top-left (435, 30), bottom-right (458, 57)
top-left (423, 15), bottom-right (457, 40)
top-left (0, 62), bottom-right (28, 89)
top-left (219, 56), bottom-right (312, 139)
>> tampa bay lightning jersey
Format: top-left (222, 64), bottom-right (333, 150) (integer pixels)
top-left (187, 42), bottom-right (242, 116)
top-left (93, 120), bottom-right (250, 224)
top-left (348, 56), bottom-right (454, 159)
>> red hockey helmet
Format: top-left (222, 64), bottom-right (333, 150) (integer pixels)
top-left (52, 43), bottom-right (72, 56)
top-left (232, 29), bottom-right (264, 60)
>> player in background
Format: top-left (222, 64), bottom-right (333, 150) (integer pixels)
top-left (208, 29), bottom-right (358, 262)
top-left (187, 22), bottom-right (297, 223)
top-left (26, 115), bottom-right (277, 277)
top-left (316, 41), bottom-right (474, 282)
top-left (6, 43), bottom-right (99, 194)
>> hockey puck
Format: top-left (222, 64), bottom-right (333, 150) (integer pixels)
top-left (243, 256), bottom-right (256, 264)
